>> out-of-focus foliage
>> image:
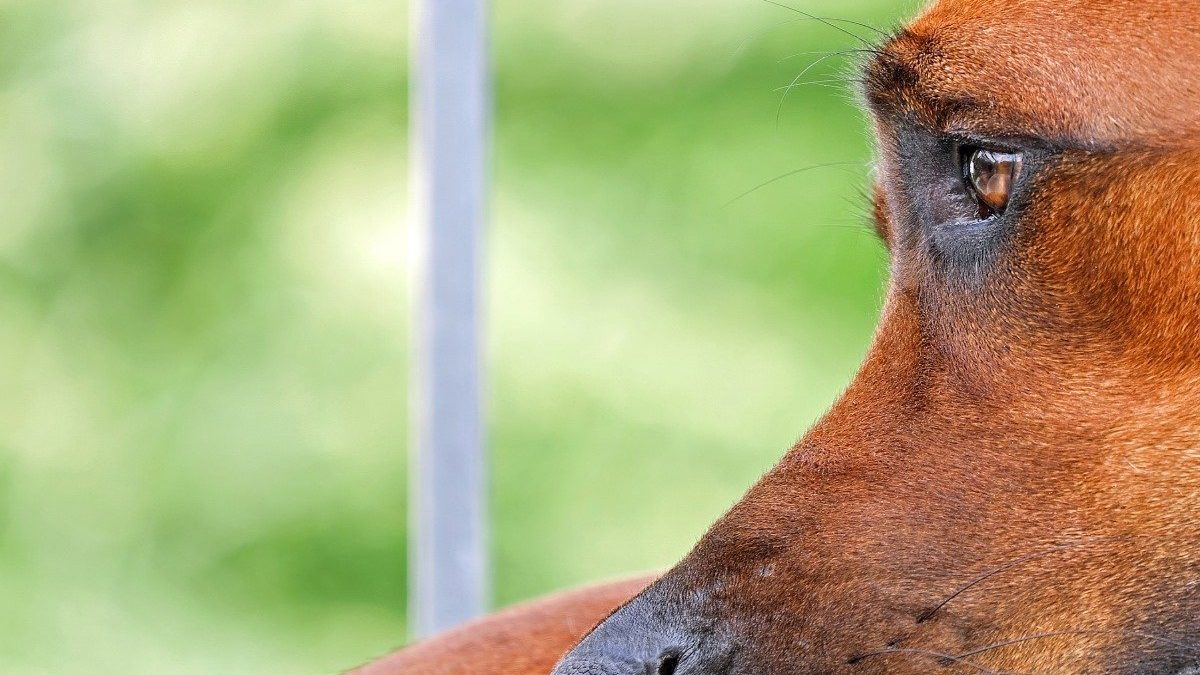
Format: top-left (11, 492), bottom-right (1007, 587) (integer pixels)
top-left (0, 0), bottom-right (904, 672)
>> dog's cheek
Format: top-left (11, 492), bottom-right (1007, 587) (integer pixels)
top-left (1014, 151), bottom-right (1200, 366)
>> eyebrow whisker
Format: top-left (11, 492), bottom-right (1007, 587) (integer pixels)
top-left (777, 49), bottom-right (874, 125)
top-left (818, 16), bottom-right (892, 39)
top-left (779, 48), bottom-right (880, 63)
top-left (724, 161), bottom-right (868, 207)
top-left (759, 0), bottom-right (881, 48)
top-left (774, 77), bottom-right (861, 91)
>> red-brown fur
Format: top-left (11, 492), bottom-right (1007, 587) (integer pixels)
top-left (346, 577), bottom-right (652, 674)
top-left (363, 1), bottom-right (1200, 672)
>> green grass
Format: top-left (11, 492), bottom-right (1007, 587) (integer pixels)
top-left (0, 0), bottom-right (906, 671)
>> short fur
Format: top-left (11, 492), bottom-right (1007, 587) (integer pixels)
top-left (345, 577), bottom-right (652, 674)
top-left (361, 1), bottom-right (1200, 672)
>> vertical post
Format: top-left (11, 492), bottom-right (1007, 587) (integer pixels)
top-left (410, 0), bottom-right (490, 638)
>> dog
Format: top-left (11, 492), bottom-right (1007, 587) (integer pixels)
top-left (355, 0), bottom-right (1200, 672)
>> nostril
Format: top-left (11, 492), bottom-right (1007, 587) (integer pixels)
top-left (657, 651), bottom-right (681, 675)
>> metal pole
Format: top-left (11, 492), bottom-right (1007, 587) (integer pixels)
top-left (410, 0), bottom-right (490, 638)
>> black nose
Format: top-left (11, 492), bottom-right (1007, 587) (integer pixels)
top-left (550, 586), bottom-right (733, 675)
top-left (553, 650), bottom-right (682, 675)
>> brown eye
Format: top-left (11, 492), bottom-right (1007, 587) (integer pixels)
top-left (963, 147), bottom-right (1023, 216)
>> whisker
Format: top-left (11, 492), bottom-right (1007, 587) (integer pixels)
top-left (820, 16), bottom-right (893, 40)
top-left (917, 542), bottom-right (1088, 624)
top-left (859, 536), bottom-right (1200, 671)
top-left (758, 0), bottom-right (879, 48)
top-left (723, 161), bottom-right (869, 207)
top-left (776, 50), bottom-right (873, 125)
top-left (737, 19), bottom-right (887, 56)
top-left (779, 48), bottom-right (879, 63)
top-left (957, 629), bottom-right (1200, 661)
top-left (1124, 629), bottom-right (1200, 655)
top-left (848, 647), bottom-right (1001, 673)
top-left (774, 78), bottom-right (859, 92)
top-left (956, 630), bottom-right (1090, 660)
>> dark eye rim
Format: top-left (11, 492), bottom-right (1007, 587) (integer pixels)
top-left (923, 133), bottom-right (1050, 275)
top-left (883, 122), bottom-right (1066, 282)
top-left (889, 124), bottom-right (1060, 275)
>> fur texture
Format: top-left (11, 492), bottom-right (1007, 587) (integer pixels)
top-left (345, 577), bottom-right (651, 675)
top-left (362, 1), bottom-right (1200, 672)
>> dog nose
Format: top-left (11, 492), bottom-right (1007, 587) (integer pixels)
top-left (553, 650), bottom-right (684, 675)
top-left (551, 586), bottom-right (733, 675)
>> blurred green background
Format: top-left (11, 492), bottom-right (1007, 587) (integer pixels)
top-left (0, 0), bottom-right (907, 672)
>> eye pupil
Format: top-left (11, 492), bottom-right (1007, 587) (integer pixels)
top-left (965, 147), bottom-right (1023, 215)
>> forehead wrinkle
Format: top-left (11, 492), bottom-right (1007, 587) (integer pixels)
top-left (863, 30), bottom-right (1045, 143)
top-left (867, 0), bottom-right (1200, 148)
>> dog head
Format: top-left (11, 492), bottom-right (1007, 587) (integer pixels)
top-left (554, 1), bottom-right (1200, 672)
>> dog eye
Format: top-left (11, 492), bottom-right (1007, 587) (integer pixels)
top-left (962, 147), bottom-right (1023, 217)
